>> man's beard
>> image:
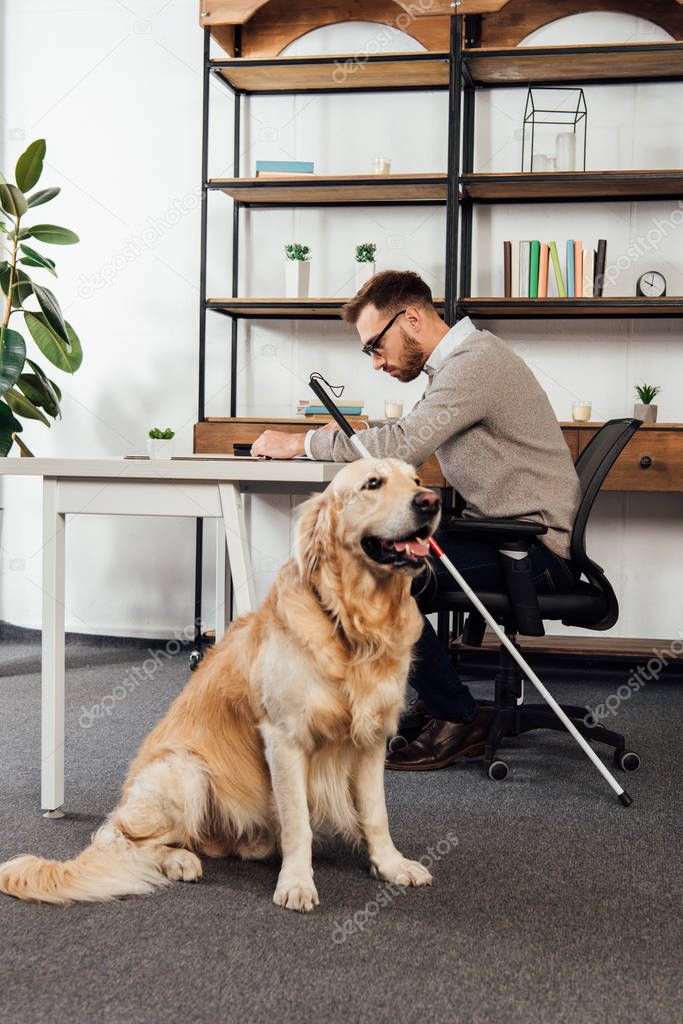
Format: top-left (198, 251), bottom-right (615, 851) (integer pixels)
top-left (393, 328), bottom-right (426, 382)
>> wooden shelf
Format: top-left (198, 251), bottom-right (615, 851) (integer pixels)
top-left (457, 297), bottom-right (683, 319)
top-left (461, 171), bottom-right (683, 203)
top-left (463, 42), bottom-right (683, 86)
top-left (209, 173), bottom-right (448, 206)
top-left (453, 633), bottom-right (683, 660)
top-left (211, 52), bottom-right (450, 94)
top-left (207, 297), bottom-right (445, 319)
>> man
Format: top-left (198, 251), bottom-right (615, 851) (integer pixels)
top-left (252, 271), bottom-right (581, 771)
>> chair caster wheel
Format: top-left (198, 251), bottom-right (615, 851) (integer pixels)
top-left (189, 649), bottom-right (203, 671)
top-left (387, 735), bottom-right (409, 753)
top-left (487, 759), bottom-right (510, 782)
top-left (614, 750), bottom-right (640, 773)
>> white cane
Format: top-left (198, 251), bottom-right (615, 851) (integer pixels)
top-left (309, 373), bottom-right (633, 806)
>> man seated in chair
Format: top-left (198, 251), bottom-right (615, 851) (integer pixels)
top-left (251, 270), bottom-right (581, 771)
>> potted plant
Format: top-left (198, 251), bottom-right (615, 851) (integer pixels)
top-left (354, 242), bottom-right (376, 290)
top-left (147, 427), bottom-right (175, 459)
top-left (634, 383), bottom-right (661, 423)
top-left (284, 242), bottom-right (310, 298)
top-left (0, 139), bottom-right (83, 456)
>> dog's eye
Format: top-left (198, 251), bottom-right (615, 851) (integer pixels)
top-left (363, 476), bottom-right (383, 490)
top-left (414, 477), bottom-right (421, 486)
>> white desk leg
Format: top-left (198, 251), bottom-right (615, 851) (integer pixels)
top-left (218, 484), bottom-right (255, 617)
top-left (41, 478), bottom-right (66, 817)
top-left (214, 522), bottom-right (231, 642)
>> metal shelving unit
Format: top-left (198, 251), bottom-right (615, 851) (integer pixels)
top-left (193, 24), bottom-right (459, 646)
top-left (193, 14), bottom-right (683, 646)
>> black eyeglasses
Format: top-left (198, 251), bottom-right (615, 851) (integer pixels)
top-left (361, 309), bottom-right (406, 357)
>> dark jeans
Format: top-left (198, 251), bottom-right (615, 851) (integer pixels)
top-left (408, 523), bottom-right (579, 723)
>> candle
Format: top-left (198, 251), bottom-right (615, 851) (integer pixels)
top-left (384, 400), bottom-right (404, 420)
top-left (556, 133), bottom-right (576, 172)
top-left (372, 156), bottom-right (391, 175)
top-left (533, 154), bottom-right (553, 172)
top-left (572, 400), bottom-right (592, 422)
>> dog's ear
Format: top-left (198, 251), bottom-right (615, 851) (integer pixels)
top-left (295, 491), bottom-right (333, 584)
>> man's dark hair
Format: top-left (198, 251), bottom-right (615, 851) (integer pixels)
top-left (341, 270), bottom-right (435, 325)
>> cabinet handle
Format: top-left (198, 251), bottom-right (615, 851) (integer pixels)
top-left (640, 455), bottom-right (653, 469)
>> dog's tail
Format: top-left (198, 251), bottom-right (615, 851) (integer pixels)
top-left (0, 823), bottom-right (170, 905)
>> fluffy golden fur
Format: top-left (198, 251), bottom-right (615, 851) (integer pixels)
top-left (0, 458), bottom-right (440, 911)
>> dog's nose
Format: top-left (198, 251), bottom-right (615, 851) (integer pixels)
top-left (412, 490), bottom-right (441, 513)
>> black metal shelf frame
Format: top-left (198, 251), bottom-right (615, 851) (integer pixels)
top-left (194, 24), bottom-right (461, 639)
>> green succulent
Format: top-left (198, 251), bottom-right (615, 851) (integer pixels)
top-left (634, 383), bottom-right (661, 405)
top-left (0, 138), bottom-right (82, 456)
top-left (284, 243), bottom-right (310, 261)
top-left (148, 427), bottom-right (175, 440)
top-left (355, 242), bottom-right (376, 263)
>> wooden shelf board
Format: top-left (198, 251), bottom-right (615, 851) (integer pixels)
top-left (461, 170), bottom-right (683, 202)
top-left (207, 297), bottom-right (445, 319)
top-left (209, 173), bottom-right (448, 205)
top-left (453, 633), bottom-right (683, 660)
top-left (211, 52), bottom-right (450, 93)
top-left (464, 42), bottom-right (683, 85)
top-left (457, 297), bottom-right (683, 319)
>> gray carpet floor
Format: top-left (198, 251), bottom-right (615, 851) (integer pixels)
top-left (0, 634), bottom-right (681, 1024)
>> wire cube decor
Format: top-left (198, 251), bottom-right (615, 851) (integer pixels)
top-left (521, 87), bottom-right (587, 173)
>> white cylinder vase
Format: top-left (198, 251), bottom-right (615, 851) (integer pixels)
top-left (285, 259), bottom-right (310, 298)
top-left (355, 261), bottom-right (375, 290)
top-left (147, 438), bottom-right (174, 459)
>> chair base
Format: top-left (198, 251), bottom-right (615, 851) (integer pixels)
top-left (481, 702), bottom-right (627, 760)
top-left (475, 636), bottom-right (638, 777)
top-left (393, 635), bottom-right (641, 780)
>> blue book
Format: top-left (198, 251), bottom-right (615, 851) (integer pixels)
top-left (255, 160), bottom-right (314, 174)
top-left (305, 405), bottom-right (362, 416)
top-left (566, 240), bottom-right (575, 297)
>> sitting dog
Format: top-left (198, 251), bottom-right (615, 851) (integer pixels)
top-left (0, 458), bottom-right (441, 911)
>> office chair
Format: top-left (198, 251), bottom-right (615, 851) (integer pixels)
top-left (415, 417), bottom-right (643, 782)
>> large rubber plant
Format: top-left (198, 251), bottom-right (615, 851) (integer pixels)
top-left (0, 139), bottom-right (83, 456)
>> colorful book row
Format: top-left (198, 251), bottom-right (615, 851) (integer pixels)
top-left (504, 239), bottom-right (607, 298)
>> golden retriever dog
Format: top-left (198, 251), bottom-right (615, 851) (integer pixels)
top-left (0, 457), bottom-right (441, 912)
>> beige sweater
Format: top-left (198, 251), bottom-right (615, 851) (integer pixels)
top-left (308, 322), bottom-right (581, 559)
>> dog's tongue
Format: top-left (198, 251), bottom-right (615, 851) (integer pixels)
top-left (392, 539), bottom-right (430, 557)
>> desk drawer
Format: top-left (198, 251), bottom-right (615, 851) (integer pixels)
top-left (578, 427), bottom-right (683, 492)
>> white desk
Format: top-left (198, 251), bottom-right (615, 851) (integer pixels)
top-left (0, 456), bottom-right (341, 814)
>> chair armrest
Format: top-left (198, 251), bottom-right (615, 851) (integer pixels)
top-left (440, 514), bottom-right (548, 541)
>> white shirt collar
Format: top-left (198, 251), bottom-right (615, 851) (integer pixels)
top-left (424, 316), bottom-right (476, 375)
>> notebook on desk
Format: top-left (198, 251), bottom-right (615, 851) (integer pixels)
top-left (124, 453), bottom-right (254, 461)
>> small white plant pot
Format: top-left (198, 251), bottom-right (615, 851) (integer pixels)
top-left (147, 438), bottom-right (174, 459)
top-left (285, 259), bottom-right (310, 298)
top-left (355, 261), bottom-right (376, 290)
top-left (634, 403), bottom-right (657, 423)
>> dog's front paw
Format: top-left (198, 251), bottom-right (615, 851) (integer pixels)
top-left (371, 857), bottom-right (432, 887)
top-left (161, 848), bottom-right (203, 882)
top-left (273, 876), bottom-right (319, 913)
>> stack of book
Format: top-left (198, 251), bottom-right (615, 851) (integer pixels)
top-left (255, 160), bottom-right (314, 178)
top-left (503, 239), bottom-right (607, 298)
top-left (296, 398), bottom-right (364, 417)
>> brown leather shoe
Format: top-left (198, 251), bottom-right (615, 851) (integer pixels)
top-left (385, 708), bottom-right (494, 771)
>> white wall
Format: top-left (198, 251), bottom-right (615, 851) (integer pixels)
top-left (0, 3), bottom-right (681, 640)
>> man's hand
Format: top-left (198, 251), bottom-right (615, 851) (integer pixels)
top-left (251, 430), bottom-right (307, 460)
